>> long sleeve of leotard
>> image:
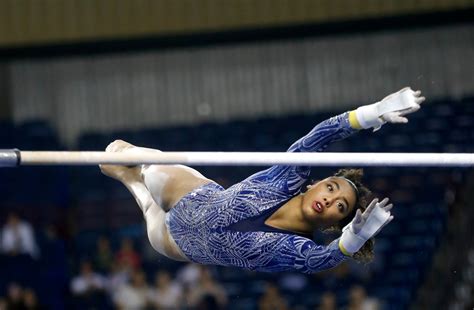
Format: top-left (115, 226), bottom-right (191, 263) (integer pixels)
top-left (298, 238), bottom-right (347, 273)
top-left (246, 111), bottom-right (360, 196)
top-left (277, 235), bottom-right (347, 274)
top-left (286, 111), bottom-right (358, 153)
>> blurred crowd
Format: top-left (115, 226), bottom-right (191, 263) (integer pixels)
top-left (69, 237), bottom-right (228, 309)
top-left (0, 283), bottom-right (42, 310)
top-left (0, 210), bottom-right (385, 310)
top-left (1, 212), bottom-right (39, 259)
top-left (0, 212), bottom-right (43, 309)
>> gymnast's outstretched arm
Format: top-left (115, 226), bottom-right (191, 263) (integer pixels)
top-left (246, 87), bottom-right (424, 196)
top-left (245, 112), bottom-right (357, 195)
top-left (290, 237), bottom-right (347, 274)
top-left (286, 88), bottom-right (424, 155)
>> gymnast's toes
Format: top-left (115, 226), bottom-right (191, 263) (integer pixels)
top-left (105, 139), bottom-right (134, 153)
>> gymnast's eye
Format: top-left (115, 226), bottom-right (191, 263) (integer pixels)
top-left (327, 184), bottom-right (333, 192)
top-left (338, 203), bottom-right (345, 213)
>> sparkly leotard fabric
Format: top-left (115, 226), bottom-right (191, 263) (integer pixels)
top-left (166, 112), bottom-right (357, 273)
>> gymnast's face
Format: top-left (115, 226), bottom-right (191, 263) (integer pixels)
top-left (302, 177), bottom-right (357, 228)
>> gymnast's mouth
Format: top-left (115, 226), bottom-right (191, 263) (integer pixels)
top-left (312, 201), bottom-right (323, 213)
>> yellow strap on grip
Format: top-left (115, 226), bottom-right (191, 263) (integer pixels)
top-left (349, 110), bottom-right (362, 129)
top-left (338, 240), bottom-right (352, 256)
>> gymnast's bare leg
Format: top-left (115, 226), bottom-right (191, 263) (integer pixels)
top-left (100, 140), bottom-right (212, 261)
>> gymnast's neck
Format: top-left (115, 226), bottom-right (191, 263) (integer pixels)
top-left (264, 195), bottom-right (315, 235)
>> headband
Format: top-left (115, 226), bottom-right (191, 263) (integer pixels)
top-left (336, 176), bottom-right (359, 201)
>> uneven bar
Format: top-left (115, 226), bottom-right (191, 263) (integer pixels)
top-left (0, 150), bottom-right (471, 167)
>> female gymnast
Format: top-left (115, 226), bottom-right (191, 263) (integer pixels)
top-left (100, 87), bottom-right (425, 274)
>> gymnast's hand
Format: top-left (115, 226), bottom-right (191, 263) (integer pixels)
top-left (355, 87), bottom-right (426, 131)
top-left (339, 198), bottom-right (394, 256)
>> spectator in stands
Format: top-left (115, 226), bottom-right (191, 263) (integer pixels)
top-left (115, 237), bottom-right (141, 271)
top-left (258, 282), bottom-right (288, 310)
top-left (176, 263), bottom-right (201, 289)
top-left (70, 260), bottom-right (107, 308)
top-left (147, 270), bottom-right (183, 309)
top-left (279, 272), bottom-right (308, 292)
top-left (113, 269), bottom-right (150, 309)
top-left (317, 291), bottom-right (337, 310)
top-left (186, 266), bottom-right (227, 309)
top-left (0, 297), bottom-right (6, 310)
top-left (94, 235), bottom-right (114, 273)
top-left (101, 88), bottom-right (423, 273)
top-left (1, 211), bottom-right (39, 259)
top-left (176, 263), bottom-right (202, 305)
top-left (23, 288), bottom-right (42, 310)
top-left (105, 261), bottom-right (130, 300)
top-left (346, 284), bottom-right (380, 310)
top-left (5, 283), bottom-right (25, 310)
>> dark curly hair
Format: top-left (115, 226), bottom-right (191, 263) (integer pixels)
top-left (322, 168), bottom-right (374, 264)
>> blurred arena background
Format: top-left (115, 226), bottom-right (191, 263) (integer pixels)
top-left (0, 1), bottom-right (473, 309)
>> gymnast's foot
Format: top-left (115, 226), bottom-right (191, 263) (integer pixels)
top-left (105, 139), bottom-right (135, 153)
top-left (100, 140), bottom-right (141, 183)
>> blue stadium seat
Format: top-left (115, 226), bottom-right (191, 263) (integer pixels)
top-left (77, 132), bottom-right (110, 150)
top-left (0, 121), bottom-right (15, 148)
top-left (16, 120), bottom-right (62, 150)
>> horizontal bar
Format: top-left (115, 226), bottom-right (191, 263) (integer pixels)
top-left (0, 150), bottom-right (471, 167)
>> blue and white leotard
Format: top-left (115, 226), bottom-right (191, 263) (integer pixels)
top-left (166, 112), bottom-right (357, 273)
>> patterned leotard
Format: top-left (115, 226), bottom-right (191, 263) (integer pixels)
top-left (166, 112), bottom-right (357, 273)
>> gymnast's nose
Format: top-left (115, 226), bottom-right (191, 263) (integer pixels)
top-left (323, 197), bottom-right (332, 207)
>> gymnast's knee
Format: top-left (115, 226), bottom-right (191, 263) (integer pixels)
top-left (147, 228), bottom-right (166, 254)
top-left (141, 165), bottom-right (170, 207)
top-left (146, 223), bottom-right (187, 261)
